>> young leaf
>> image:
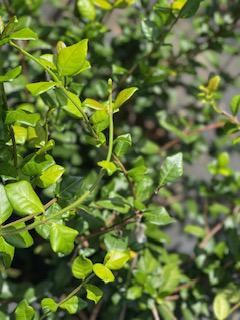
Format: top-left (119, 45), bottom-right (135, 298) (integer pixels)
top-left (0, 236), bottom-right (15, 268)
top-left (26, 81), bottom-right (56, 96)
top-left (72, 255), bottom-right (93, 279)
top-left (35, 164), bottom-right (64, 188)
top-left (5, 180), bottom-right (44, 216)
top-left (230, 95), bottom-right (240, 116)
top-left (0, 183), bottom-right (13, 224)
top-left (83, 98), bottom-right (106, 110)
top-left (50, 224), bottom-right (78, 255)
top-left (104, 250), bottom-right (130, 270)
top-left (41, 298), bottom-right (58, 313)
top-left (10, 27), bottom-right (38, 40)
top-left (59, 296), bottom-right (79, 314)
top-left (61, 90), bottom-right (83, 119)
top-left (0, 66), bottom-right (22, 82)
top-left (57, 39), bottom-right (88, 76)
top-left (12, 125), bottom-right (27, 145)
top-left (97, 160), bottom-right (117, 176)
top-left (77, 0), bottom-right (96, 21)
top-left (93, 263), bottom-right (115, 283)
top-left (5, 110), bottom-right (40, 127)
top-left (159, 153), bottom-right (183, 186)
top-left (15, 300), bottom-right (35, 320)
top-left (213, 294), bottom-right (230, 320)
top-left (114, 134), bottom-right (132, 157)
top-left (144, 207), bottom-right (175, 226)
top-left (85, 284), bottom-right (103, 304)
top-left (94, 0), bottom-right (112, 10)
top-left (91, 110), bottom-right (109, 132)
top-left (114, 87), bottom-right (138, 110)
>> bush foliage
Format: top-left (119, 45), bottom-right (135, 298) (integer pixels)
top-left (0, 0), bottom-right (240, 319)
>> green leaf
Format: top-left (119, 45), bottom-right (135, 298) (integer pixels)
top-left (91, 110), bottom-right (109, 132)
top-left (114, 87), bottom-right (138, 110)
top-left (59, 296), bottom-right (79, 314)
top-left (5, 110), bottom-right (40, 127)
top-left (77, 0), bottom-right (96, 21)
top-left (35, 164), bottom-right (64, 188)
top-left (72, 255), bottom-right (93, 279)
top-left (0, 66), bottom-right (22, 82)
top-left (41, 298), bottom-right (58, 313)
top-left (0, 183), bottom-right (13, 224)
top-left (85, 284), bottom-right (103, 304)
top-left (94, 0), bottom-right (112, 10)
top-left (126, 286), bottom-right (142, 300)
top-left (159, 264), bottom-right (181, 294)
top-left (5, 180), bottom-right (44, 216)
top-left (10, 27), bottom-right (38, 40)
top-left (26, 81), bottom-right (57, 96)
top-left (61, 90), bottom-right (83, 119)
top-left (12, 125), bottom-right (27, 145)
top-left (97, 160), bottom-right (117, 176)
top-left (50, 224), bottom-right (78, 255)
top-left (184, 224), bottom-right (205, 238)
top-left (159, 153), bottom-right (183, 186)
top-left (180, 0), bottom-right (203, 18)
top-left (145, 207), bottom-right (175, 226)
top-left (57, 39), bottom-right (88, 76)
top-left (15, 300), bottom-right (35, 320)
top-left (213, 294), bottom-right (230, 320)
top-left (22, 154), bottom-right (55, 176)
top-left (0, 236), bottom-right (15, 268)
top-left (104, 250), bottom-right (130, 270)
top-left (4, 222), bottom-right (34, 248)
top-left (93, 263), bottom-right (115, 283)
top-left (230, 95), bottom-right (240, 116)
top-left (83, 98), bottom-right (106, 110)
top-left (114, 134), bottom-right (132, 157)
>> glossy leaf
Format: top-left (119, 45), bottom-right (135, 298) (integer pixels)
top-left (72, 255), bottom-right (93, 279)
top-left (22, 154), bottom-right (55, 176)
top-left (26, 81), bottom-right (56, 96)
top-left (35, 164), bottom-right (64, 188)
top-left (97, 160), bottom-right (117, 176)
top-left (104, 250), bottom-right (130, 270)
top-left (94, 0), bottom-right (112, 10)
top-left (180, 0), bottom-right (203, 18)
top-left (159, 153), bottom-right (183, 186)
top-left (10, 27), bottom-right (38, 40)
top-left (0, 66), bottom-right (22, 82)
top-left (77, 0), bottom-right (96, 21)
top-left (61, 90), bottom-right (83, 119)
top-left (0, 183), bottom-right (13, 224)
top-left (50, 224), bottom-right (78, 255)
top-left (4, 222), bottom-right (34, 248)
top-left (93, 263), bottom-right (115, 283)
top-left (5, 180), bottom-right (44, 216)
top-left (83, 98), bottom-right (106, 110)
top-left (5, 110), bottom-right (40, 127)
top-left (41, 298), bottom-right (58, 313)
top-left (57, 39), bottom-right (88, 76)
top-left (59, 296), bottom-right (79, 314)
top-left (114, 87), bottom-right (138, 110)
top-left (230, 95), bottom-right (240, 116)
top-left (12, 125), bottom-right (27, 145)
top-left (114, 134), bottom-right (132, 157)
top-left (144, 207), bottom-right (175, 226)
top-left (85, 284), bottom-right (103, 303)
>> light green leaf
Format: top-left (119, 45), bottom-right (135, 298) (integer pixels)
top-left (144, 207), bottom-right (175, 226)
top-left (72, 255), bottom-right (93, 279)
top-left (94, 0), bottom-right (112, 9)
top-left (114, 87), bottom-right (138, 110)
top-left (85, 284), bottom-right (103, 304)
top-left (83, 98), bottom-right (106, 110)
top-left (93, 263), bottom-right (115, 283)
top-left (50, 224), bottom-right (78, 255)
top-left (230, 95), bottom-right (240, 116)
top-left (10, 27), bottom-right (38, 40)
top-left (61, 90), bottom-right (83, 119)
top-left (5, 110), bottom-right (40, 127)
top-left (91, 110), bottom-right (109, 132)
top-left (5, 180), bottom-right (44, 216)
top-left (97, 160), bottom-right (117, 176)
top-left (0, 66), bottom-right (22, 82)
top-left (126, 286), bottom-right (142, 300)
top-left (159, 153), bottom-right (183, 186)
top-left (41, 298), bottom-right (58, 313)
top-left (57, 39), bottom-right (88, 76)
top-left (0, 236), bottom-right (15, 268)
top-left (213, 293), bottom-right (230, 320)
top-left (104, 250), bottom-right (130, 270)
top-left (77, 0), bottom-right (96, 21)
top-left (59, 296), bottom-right (79, 314)
top-left (35, 164), bottom-right (64, 188)
top-left (26, 81), bottom-right (56, 96)
top-left (159, 264), bottom-right (181, 294)
top-left (12, 125), bottom-right (27, 145)
top-left (15, 299), bottom-right (35, 320)
top-left (0, 183), bottom-right (13, 224)
top-left (184, 224), bottom-right (205, 238)
top-left (114, 134), bottom-right (132, 157)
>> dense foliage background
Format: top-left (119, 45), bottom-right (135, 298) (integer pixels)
top-left (1, 0), bottom-right (240, 319)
